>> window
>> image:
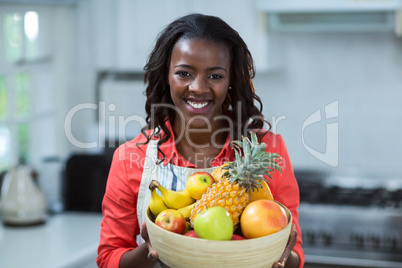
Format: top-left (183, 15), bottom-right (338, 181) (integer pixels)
top-left (0, 72), bottom-right (32, 170)
top-left (0, 7), bottom-right (51, 171)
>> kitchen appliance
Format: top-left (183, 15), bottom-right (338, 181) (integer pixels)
top-left (0, 163), bottom-right (48, 225)
top-left (296, 170), bottom-right (402, 268)
top-left (62, 153), bottom-right (111, 212)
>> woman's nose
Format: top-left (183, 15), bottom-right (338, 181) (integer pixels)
top-left (189, 77), bottom-right (209, 94)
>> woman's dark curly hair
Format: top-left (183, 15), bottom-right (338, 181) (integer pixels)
top-left (141, 13), bottom-right (270, 153)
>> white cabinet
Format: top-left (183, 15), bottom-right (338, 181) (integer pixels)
top-left (189, 0), bottom-right (275, 73)
top-left (90, 0), bottom-right (276, 72)
top-left (184, 1), bottom-right (280, 73)
top-left (92, 0), bottom-right (189, 71)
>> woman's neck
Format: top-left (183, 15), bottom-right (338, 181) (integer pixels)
top-left (173, 118), bottom-right (228, 168)
top-left (173, 118), bottom-right (227, 148)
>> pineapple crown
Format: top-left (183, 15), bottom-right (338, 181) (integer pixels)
top-left (222, 131), bottom-right (283, 192)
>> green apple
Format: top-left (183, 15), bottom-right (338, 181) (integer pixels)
top-left (193, 206), bottom-right (233, 240)
top-left (186, 172), bottom-right (215, 200)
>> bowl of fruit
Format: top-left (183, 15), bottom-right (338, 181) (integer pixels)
top-left (145, 133), bottom-right (293, 268)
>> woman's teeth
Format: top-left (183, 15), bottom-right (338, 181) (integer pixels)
top-left (186, 100), bottom-right (209, 109)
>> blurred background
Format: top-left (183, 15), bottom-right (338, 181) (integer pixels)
top-left (0, 0), bottom-right (401, 267)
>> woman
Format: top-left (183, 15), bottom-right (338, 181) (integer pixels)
top-left (97, 13), bottom-right (304, 268)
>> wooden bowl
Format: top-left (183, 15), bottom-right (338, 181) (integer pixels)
top-left (145, 201), bottom-right (292, 268)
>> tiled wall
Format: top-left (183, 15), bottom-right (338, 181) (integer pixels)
top-left (254, 32), bottom-right (402, 177)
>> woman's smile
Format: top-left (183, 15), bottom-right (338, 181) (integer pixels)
top-left (185, 99), bottom-right (210, 109)
top-left (184, 98), bottom-right (213, 114)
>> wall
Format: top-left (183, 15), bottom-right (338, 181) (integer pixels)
top-left (254, 32), bottom-right (402, 176)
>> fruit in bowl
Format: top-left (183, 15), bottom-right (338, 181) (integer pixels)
top-left (231, 234), bottom-right (246, 240)
top-left (155, 209), bottom-right (187, 234)
top-left (249, 180), bottom-right (274, 202)
top-left (144, 132), bottom-right (292, 268)
top-left (146, 203), bottom-right (292, 268)
top-left (240, 199), bottom-right (288, 239)
top-left (193, 206), bottom-right (233, 240)
top-left (190, 132), bottom-right (283, 230)
top-left (185, 172), bottom-right (215, 200)
top-left (184, 229), bottom-right (246, 240)
top-left (183, 230), bottom-right (199, 238)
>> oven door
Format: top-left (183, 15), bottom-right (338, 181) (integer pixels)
top-left (305, 252), bottom-right (402, 268)
top-left (299, 204), bottom-right (402, 268)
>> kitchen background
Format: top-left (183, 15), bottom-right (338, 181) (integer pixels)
top-left (0, 0), bottom-right (402, 267)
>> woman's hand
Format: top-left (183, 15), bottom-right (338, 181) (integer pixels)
top-left (272, 224), bottom-right (298, 268)
top-left (140, 222), bottom-right (170, 268)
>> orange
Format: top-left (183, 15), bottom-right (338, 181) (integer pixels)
top-left (249, 180), bottom-right (274, 202)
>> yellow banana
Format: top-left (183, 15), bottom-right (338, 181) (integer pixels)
top-left (150, 180), bottom-right (195, 209)
top-left (177, 203), bottom-right (195, 219)
top-left (148, 185), bottom-right (169, 216)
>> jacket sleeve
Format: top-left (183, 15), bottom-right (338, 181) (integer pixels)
top-left (96, 143), bottom-right (144, 268)
top-left (267, 133), bottom-right (305, 268)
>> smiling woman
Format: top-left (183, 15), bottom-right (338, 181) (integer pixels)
top-left (97, 13), bottom-right (304, 268)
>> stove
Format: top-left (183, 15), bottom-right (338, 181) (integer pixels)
top-left (296, 170), bottom-right (402, 268)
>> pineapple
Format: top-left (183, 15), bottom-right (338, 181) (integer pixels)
top-left (190, 131), bottom-right (283, 229)
top-left (210, 162), bottom-right (230, 182)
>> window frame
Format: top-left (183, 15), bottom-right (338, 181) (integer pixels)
top-left (0, 4), bottom-right (54, 171)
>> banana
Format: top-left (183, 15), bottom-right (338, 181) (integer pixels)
top-left (148, 184), bottom-right (169, 216)
top-left (150, 180), bottom-right (195, 209)
top-left (177, 203), bottom-right (195, 219)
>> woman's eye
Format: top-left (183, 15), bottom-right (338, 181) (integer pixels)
top-left (177, 71), bottom-right (191, 77)
top-left (209, 74), bottom-right (223, 79)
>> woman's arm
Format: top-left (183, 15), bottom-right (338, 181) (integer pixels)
top-left (264, 133), bottom-right (305, 268)
top-left (97, 141), bottom-right (149, 268)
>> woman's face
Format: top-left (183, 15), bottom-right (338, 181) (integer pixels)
top-left (168, 38), bottom-right (231, 131)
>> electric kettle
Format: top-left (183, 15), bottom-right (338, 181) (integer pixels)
top-left (0, 163), bottom-right (47, 225)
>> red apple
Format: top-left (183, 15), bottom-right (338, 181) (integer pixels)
top-left (155, 209), bottom-right (186, 234)
top-left (231, 234), bottom-right (246, 240)
top-left (183, 230), bottom-right (199, 238)
top-left (186, 172), bottom-right (215, 199)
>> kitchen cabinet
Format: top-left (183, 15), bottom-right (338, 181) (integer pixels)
top-left (189, 0), bottom-right (278, 73)
top-left (91, 0), bottom-right (278, 72)
top-left (92, 0), bottom-right (189, 71)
